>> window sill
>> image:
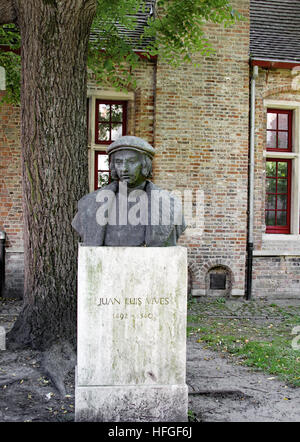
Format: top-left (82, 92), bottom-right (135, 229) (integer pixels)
top-left (254, 250), bottom-right (300, 256)
top-left (263, 151), bottom-right (298, 159)
top-left (6, 247), bottom-right (24, 253)
top-left (262, 234), bottom-right (300, 241)
top-left (255, 234), bottom-right (300, 256)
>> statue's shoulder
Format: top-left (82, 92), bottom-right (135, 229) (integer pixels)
top-left (146, 181), bottom-right (179, 201)
top-left (146, 181), bottom-right (165, 192)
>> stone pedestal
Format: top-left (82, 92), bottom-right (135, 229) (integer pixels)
top-left (75, 245), bottom-right (188, 422)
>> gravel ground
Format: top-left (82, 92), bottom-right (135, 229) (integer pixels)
top-left (0, 297), bottom-right (300, 422)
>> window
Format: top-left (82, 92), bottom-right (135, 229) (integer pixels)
top-left (95, 100), bottom-right (127, 144)
top-left (265, 159), bottom-right (291, 233)
top-left (95, 151), bottom-right (110, 190)
top-left (265, 109), bottom-right (293, 234)
top-left (266, 109), bottom-right (292, 152)
top-left (94, 99), bottom-right (127, 190)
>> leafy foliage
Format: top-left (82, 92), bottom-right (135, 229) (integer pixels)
top-left (0, 0), bottom-right (242, 102)
top-left (0, 24), bottom-right (20, 104)
top-left (144, 0), bottom-right (241, 64)
top-left (89, 0), bottom-right (242, 89)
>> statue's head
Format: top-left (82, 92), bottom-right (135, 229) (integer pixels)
top-left (107, 136), bottom-right (155, 188)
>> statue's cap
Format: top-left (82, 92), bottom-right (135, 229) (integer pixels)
top-left (107, 136), bottom-right (155, 159)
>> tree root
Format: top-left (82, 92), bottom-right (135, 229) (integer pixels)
top-left (41, 341), bottom-right (76, 398)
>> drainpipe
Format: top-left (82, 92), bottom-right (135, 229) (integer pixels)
top-left (0, 231), bottom-right (5, 297)
top-left (246, 65), bottom-right (258, 300)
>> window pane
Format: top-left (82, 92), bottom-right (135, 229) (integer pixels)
top-left (265, 154), bottom-right (291, 232)
top-left (267, 178), bottom-right (276, 193)
top-left (277, 162), bottom-right (288, 177)
top-left (278, 113), bottom-right (288, 130)
top-left (277, 179), bottom-right (287, 193)
top-left (111, 105), bottom-right (123, 122)
top-left (266, 194), bottom-right (276, 210)
top-left (97, 171), bottom-right (109, 188)
top-left (266, 161), bottom-right (276, 177)
top-left (267, 131), bottom-right (276, 148)
top-left (278, 131), bottom-right (288, 149)
top-left (98, 123), bottom-right (110, 141)
top-left (111, 123), bottom-right (123, 140)
top-left (276, 211), bottom-right (287, 226)
top-left (277, 194), bottom-right (287, 210)
top-left (99, 104), bottom-right (110, 122)
top-left (98, 154), bottom-right (109, 170)
top-left (267, 113), bottom-right (277, 129)
top-left (266, 211), bottom-right (275, 226)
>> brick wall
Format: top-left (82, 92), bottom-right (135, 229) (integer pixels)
top-left (130, 60), bottom-right (156, 144)
top-left (253, 256), bottom-right (300, 299)
top-left (4, 251), bottom-right (24, 298)
top-left (0, 94), bottom-right (23, 248)
top-left (153, 0), bottom-right (250, 297)
top-left (0, 93), bottom-right (23, 298)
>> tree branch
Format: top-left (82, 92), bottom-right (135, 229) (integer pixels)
top-left (0, 0), bottom-right (17, 25)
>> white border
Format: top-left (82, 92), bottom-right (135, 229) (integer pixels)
top-left (263, 99), bottom-right (300, 237)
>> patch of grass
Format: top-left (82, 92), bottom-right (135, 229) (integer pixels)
top-left (188, 409), bottom-right (199, 422)
top-left (187, 296), bottom-right (198, 309)
top-left (187, 300), bottom-right (300, 387)
top-left (215, 297), bottom-right (226, 304)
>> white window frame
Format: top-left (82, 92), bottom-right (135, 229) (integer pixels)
top-left (262, 100), bottom-right (300, 241)
top-left (0, 66), bottom-right (5, 90)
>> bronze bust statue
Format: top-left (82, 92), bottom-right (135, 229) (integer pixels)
top-left (72, 136), bottom-right (186, 246)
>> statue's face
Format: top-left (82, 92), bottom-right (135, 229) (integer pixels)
top-left (113, 149), bottom-right (145, 188)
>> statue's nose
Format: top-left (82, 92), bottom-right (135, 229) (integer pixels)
top-left (121, 163), bottom-right (129, 172)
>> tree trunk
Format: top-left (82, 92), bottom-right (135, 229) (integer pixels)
top-left (7, 0), bottom-right (97, 350)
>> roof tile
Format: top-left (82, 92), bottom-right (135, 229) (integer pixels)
top-left (250, 0), bottom-right (300, 62)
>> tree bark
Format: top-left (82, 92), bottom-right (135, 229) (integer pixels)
top-left (0, 0), bottom-right (17, 25)
top-left (7, 0), bottom-right (97, 350)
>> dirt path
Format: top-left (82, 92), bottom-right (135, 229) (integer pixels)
top-left (187, 337), bottom-right (300, 422)
top-left (0, 298), bottom-right (300, 422)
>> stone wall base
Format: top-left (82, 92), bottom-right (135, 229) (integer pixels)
top-left (75, 382), bottom-right (188, 422)
top-left (4, 250), bottom-right (24, 298)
